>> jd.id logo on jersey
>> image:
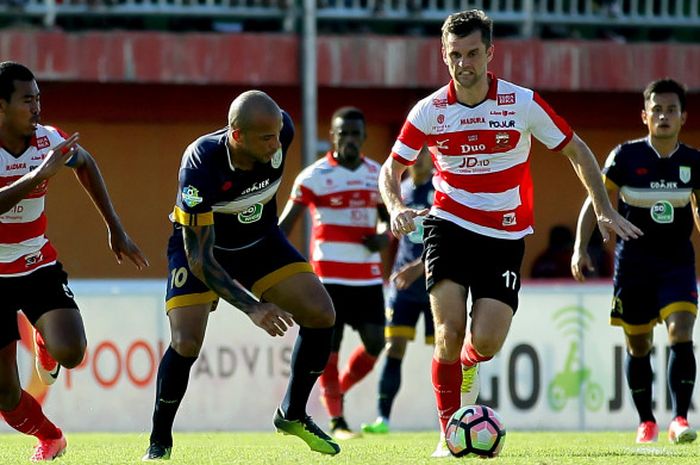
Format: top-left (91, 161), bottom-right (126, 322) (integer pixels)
top-left (238, 203), bottom-right (264, 224)
top-left (182, 186), bottom-right (203, 208)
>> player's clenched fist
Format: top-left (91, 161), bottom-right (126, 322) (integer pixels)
top-left (390, 207), bottom-right (428, 238)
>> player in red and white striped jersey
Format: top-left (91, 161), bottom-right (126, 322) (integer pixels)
top-left (0, 62), bottom-right (148, 462)
top-left (280, 107), bottom-right (389, 439)
top-left (377, 11), bottom-right (642, 457)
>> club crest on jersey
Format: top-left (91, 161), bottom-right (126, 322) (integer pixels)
top-left (495, 132), bottom-right (511, 148)
top-left (182, 186), bottom-right (203, 208)
top-left (680, 166), bottom-right (691, 183)
top-left (271, 149), bottom-right (283, 169)
top-left (437, 114), bottom-right (445, 124)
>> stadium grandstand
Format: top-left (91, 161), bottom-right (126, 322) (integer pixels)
top-left (0, 0), bottom-right (698, 39)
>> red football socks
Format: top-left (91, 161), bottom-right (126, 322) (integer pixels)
top-left (0, 390), bottom-right (62, 440)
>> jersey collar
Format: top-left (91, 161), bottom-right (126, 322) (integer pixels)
top-left (645, 135), bottom-right (680, 159)
top-left (0, 134), bottom-right (36, 158)
top-left (446, 72), bottom-right (498, 105)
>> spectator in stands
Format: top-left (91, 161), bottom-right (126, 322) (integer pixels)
top-left (572, 78), bottom-right (699, 445)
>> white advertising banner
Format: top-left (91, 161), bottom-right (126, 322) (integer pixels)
top-left (3, 280), bottom-right (696, 433)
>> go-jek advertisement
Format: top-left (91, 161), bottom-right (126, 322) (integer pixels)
top-left (2, 281), bottom-right (695, 433)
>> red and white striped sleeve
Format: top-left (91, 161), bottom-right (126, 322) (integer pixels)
top-left (390, 100), bottom-right (430, 166)
top-left (527, 92), bottom-right (574, 152)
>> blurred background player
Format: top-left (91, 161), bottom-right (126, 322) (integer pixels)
top-left (279, 106), bottom-right (389, 439)
top-left (572, 78), bottom-right (699, 445)
top-left (0, 61), bottom-right (148, 462)
top-left (144, 91), bottom-right (339, 460)
top-left (361, 146), bottom-right (434, 435)
top-left (378, 9), bottom-right (642, 457)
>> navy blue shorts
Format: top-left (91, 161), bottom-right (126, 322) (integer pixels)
top-left (611, 263), bottom-right (698, 334)
top-left (0, 263), bottom-right (78, 348)
top-left (385, 285), bottom-right (434, 343)
top-left (422, 216), bottom-right (525, 312)
top-left (165, 225), bottom-right (312, 311)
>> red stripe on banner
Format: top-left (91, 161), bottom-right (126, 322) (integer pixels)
top-left (0, 214), bottom-right (47, 243)
top-left (312, 224), bottom-right (377, 243)
top-left (434, 191), bottom-right (533, 232)
top-left (397, 120), bottom-right (426, 151)
top-left (0, 242), bottom-right (57, 275)
top-left (314, 190), bottom-right (378, 209)
top-left (439, 161), bottom-right (530, 194)
top-left (312, 260), bottom-right (383, 280)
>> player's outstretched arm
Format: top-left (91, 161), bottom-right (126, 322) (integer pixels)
top-left (0, 133), bottom-right (79, 215)
top-left (561, 135), bottom-right (642, 243)
top-left (183, 224), bottom-right (294, 337)
top-left (379, 158), bottom-right (428, 238)
top-left (69, 145), bottom-right (149, 269)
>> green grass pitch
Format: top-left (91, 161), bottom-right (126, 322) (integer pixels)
top-left (1, 431), bottom-right (698, 464)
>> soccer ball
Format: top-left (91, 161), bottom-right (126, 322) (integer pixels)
top-left (445, 405), bottom-right (506, 458)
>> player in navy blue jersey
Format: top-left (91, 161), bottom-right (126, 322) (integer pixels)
top-left (362, 147), bottom-right (434, 435)
top-left (143, 91), bottom-right (339, 460)
top-left (572, 79), bottom-right (700, 445)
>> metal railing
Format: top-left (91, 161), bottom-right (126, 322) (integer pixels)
top-left (0, 0), bottom-right (698, 36)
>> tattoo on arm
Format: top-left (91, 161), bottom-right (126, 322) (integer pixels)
top-left (183, 225), bottom-right (258, 313)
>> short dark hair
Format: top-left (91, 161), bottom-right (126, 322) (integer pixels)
top-left (0, 61), bottom-right (35, 103)
top-left (331, 106), bottom-right (365, 126)
top-left (441, 9), bottom-right (493, 48)
top-left (643, 78), bottom-right (687, 112)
